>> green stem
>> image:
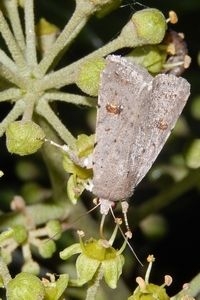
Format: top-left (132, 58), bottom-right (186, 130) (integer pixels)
top-left (0, 63), bottom-right (28, 89)
top-left (36, 1), bottom-right (94, 77)
top-left (171, 273), bottom-right (200, 300)
top-left (86, 266), bottom-right (104, 300)
top-left (0, 100), bottom-right (25, 136)
top-left (0, 49), bottom-right (19, 73)
top-left (4, 0), bottom-right (25, 51)
top-left (22, 243), bottom-right (32, 262)
top-left (35, 35), bottom-right (127, 91)
top-left (0, 10), bottom-right (26, 69)
top-left (24, 0), bottom-right (37, 67)
top-left (0, 88), bottom-right (22, 102)
top-left (36, 100), bottom-right (76, 148)
top-left (0, 202), bottom-right (68, 230)
top-left (22, 92), bottom-right (39, 121)
top-left (35, 18), bottom-right (148, 92)
top-left (0, 256), bottom-right (12, 287)
top-left (45, 92), bottom-right (95, 107)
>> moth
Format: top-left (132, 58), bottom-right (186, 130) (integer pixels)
top-left (92, 55), bottom-right (190, 214)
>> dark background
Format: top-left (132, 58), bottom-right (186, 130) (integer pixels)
top-left (0, 1), bottom-right (199, 299)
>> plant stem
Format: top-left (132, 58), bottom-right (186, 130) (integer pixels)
top-left (24, 0), bottom-right (37, 67)
top-left (36, 1), bottom-right (94, 76)
top-left (36, 100), bottom-right (76, 148)
top-left (0, 88), bottom-right (22, 102)
top-left (86, 266), bottom-right (104, 300)
top-left (171, 273), bottom-right (200, 300)
top-left (0, 63), bottom-right (28, 88)
top-left (0, 10), bottom-right (26, 68)
top-left (0, 49), bottom-right (19, 73)
top-left (0, 100), bottom-right (25, 136)
top-left (45, 92), bottom-right (95, 107)
top-left (4, 0), bottom-right (25, 51)
top-left (0, 256), bottom-right (12, 287)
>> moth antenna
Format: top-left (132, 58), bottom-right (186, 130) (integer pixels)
top-left (109, 205), bottom-right (143, 266)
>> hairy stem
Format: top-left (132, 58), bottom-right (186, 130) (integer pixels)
top-left (36, 1), bottom-right (94, 76)
top-left (45, 92), bottom-right (95, 107)
top-left (0, 88), bottom-right (22, 102)
top-left (0, 63), bottom-right (28, 88)
top-left (24, 0), bottom-right (37, 67)
top-left (86, 266), bottom-right (104, 300)
top-left (0, 256), bottom-right (12, 287)
top-left (36, 100), bottom-right (76, 148)
top-left (171, 273), bottom-right (200, 300)
top-left (0, 49), bottom-right (19, 73)
top-left (0, 100), bottom-right (25, 136)
top-left (0, 11), bottom-right (26, 69)
top-left (4, 0), bottom-right (25, 51)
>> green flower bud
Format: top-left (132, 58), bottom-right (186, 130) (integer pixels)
top-left (185, 139), bottom-right (200, 169)
top-left (35, 18), bottom-right (59, 36)
top-left (76, 58), bottom-right (106, 96)
top-left (38, 239), bottom-right (56, 258)
top-left (22, 260), bottom-right (40, 275)
top-left (132, 8), bottom-right (167, 45)
top-left (6, 272), bottom-right (45, 300)
top-left (127, 45), bottom-right (167, 74)
top-left (6, 121), bottom-right (45, 155)
top-left (46, 220), bottom-right (62, 240)
top-left (18, 0), bottom-right (24, 7)
top-left (140, 214), bottom-right (168, 240)
top-left (13, 225), bottom-right (28, 244)
top-left (35, 18), bottom-right (60, 54)
top-left (191, 96), bottom-right (200, 120)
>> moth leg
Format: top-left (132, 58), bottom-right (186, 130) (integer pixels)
top-left (121, 201), bottom-right (132, 239)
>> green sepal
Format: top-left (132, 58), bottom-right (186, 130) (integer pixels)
top-left (43, 274), bottom-right (69, 300)
top-left (76, 253), bottom-right (100, 285)
top-left (60, 243), bottom-right (82, 260)
top-left (67, 174), bottom-right (86, 204)
top-left (102, 255), bottom-right (124, 289)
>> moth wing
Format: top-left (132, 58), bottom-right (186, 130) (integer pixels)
top-left (130, 73), bottom-right (190, 187)
top-left (93, 55), bottom-right (152, 201)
